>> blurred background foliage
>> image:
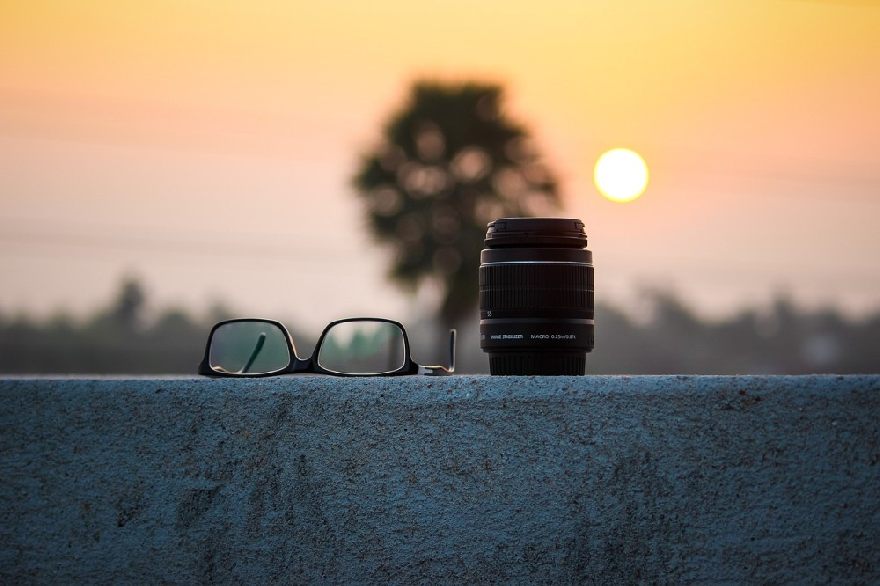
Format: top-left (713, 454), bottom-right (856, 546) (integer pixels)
top-left (1, 276), bottom-right (876, 374)
top-left (353, 82), bottom-right (560, 332)
top-left (0, 277), bottom-right (231, 375)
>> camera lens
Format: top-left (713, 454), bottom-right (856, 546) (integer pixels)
top-left (479, 218), bottom-right (594, 375)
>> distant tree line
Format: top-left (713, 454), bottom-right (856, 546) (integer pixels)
top-left (0, 278), bottom-right (876, 374)
top-left (585, 290), bottom-right (879, 374)
top-left (0, 278), bottom-right (233, 374)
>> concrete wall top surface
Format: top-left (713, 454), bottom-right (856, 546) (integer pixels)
top-left (1, 375), bottom-right (878, 584)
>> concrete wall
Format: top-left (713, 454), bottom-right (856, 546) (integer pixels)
top-left (1, 375), bottom-right (878, 584)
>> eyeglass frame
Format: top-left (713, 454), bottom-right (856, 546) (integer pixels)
top-left (198, 316), bottom-right (455, 377)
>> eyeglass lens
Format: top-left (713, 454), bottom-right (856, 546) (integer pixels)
top-left (317, 321), bottom-right (406, 374)
top-left (209, 322), bottom-right (290, 375)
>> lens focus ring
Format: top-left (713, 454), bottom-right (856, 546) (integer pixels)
top-left (479, 263), bottom-right (594, 319)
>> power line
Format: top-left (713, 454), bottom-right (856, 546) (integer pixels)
top-left (0, 229), bottom-right (367, 263)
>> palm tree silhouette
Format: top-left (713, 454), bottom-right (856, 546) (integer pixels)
top-left (353, 81), bottom-right (560, 332)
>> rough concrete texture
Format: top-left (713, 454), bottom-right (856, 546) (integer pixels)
top-left (1, 375), bottom-right (878, 584)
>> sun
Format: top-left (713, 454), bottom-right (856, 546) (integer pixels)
top-left (594, 148), bottom-right (649, 203)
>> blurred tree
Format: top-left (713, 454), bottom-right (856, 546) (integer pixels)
top-left (352, 81), bottom-right (560, 331)
top-left (112, 276), bottom-right (146, 331)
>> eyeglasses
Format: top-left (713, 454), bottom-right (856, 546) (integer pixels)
top-left (198, 317), bottom-right (455, 377)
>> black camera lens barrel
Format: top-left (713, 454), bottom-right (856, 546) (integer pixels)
top-left (479, 218), bottom-right (594, 375)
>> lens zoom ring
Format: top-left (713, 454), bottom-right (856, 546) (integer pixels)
top-left (479, 263), bottom-right (593, 312)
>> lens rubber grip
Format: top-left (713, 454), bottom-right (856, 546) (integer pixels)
top-left (488, 352), bottom-right (587, 376)
top-left (479, 263), bottom-right (593, 319)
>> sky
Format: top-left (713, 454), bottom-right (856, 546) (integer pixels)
top-left (1, 0), bottom-right (879, 331)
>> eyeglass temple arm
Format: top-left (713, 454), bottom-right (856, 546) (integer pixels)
top-left (419, 329), bottom-right (456, 376)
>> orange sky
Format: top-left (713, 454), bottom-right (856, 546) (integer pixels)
top-left (1, 0), bottom-right (879, 329)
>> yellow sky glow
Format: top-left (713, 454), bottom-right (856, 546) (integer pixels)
top-left (1, 0), bottom-right (879, 323)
